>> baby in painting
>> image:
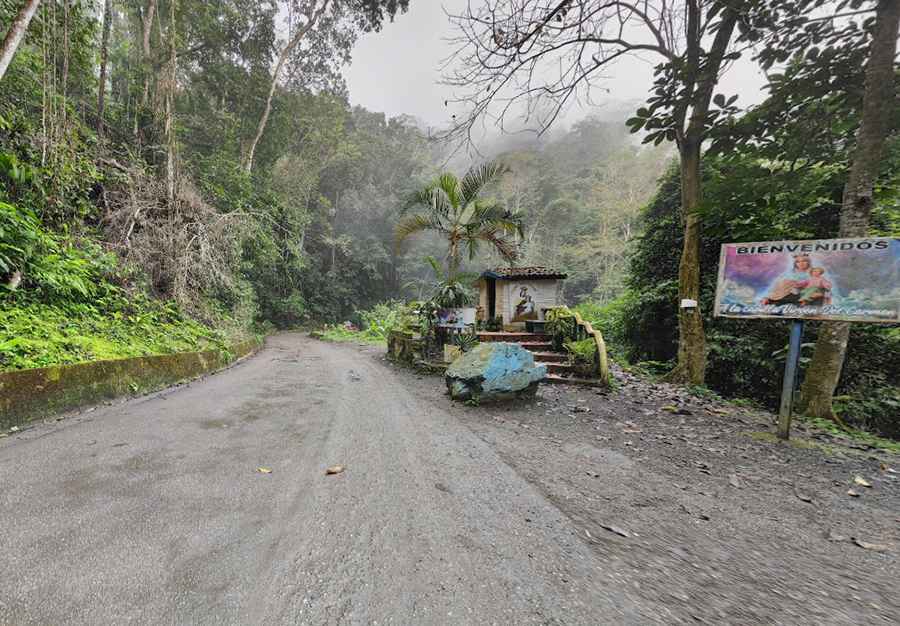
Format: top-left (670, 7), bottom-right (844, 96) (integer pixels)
top-left (798, 267), bottom-right (832, 305)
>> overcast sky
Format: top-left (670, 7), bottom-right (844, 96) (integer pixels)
top-left (344, 1), bottom-right (770, 130)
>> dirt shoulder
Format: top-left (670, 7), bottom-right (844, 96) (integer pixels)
top-left (365, 344), bottom-right (899, 625)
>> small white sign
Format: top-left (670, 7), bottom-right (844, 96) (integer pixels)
top-left (681, 299), bottom-right (698, 309)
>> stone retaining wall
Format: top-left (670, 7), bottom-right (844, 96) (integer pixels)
top-left (387, 330), bottom-right (425, 364)
top-left (0, 337), bottom-right (263, 429)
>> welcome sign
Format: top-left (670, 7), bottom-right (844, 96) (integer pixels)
top-left (714, 237), bottom-right (899, 323)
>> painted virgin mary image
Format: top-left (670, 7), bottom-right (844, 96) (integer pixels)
top-left (513, 285), bottom-right (537, 321)
top-left (760, 254), bottom-right (830, 307)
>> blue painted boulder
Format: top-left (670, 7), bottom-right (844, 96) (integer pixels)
top-left (445, 342), bottom-right (547, 402)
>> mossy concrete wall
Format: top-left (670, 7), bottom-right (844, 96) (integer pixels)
top-left (387, 330), bottom-right (424, 364)
top-left (0, 338), bottom-right (262, 429)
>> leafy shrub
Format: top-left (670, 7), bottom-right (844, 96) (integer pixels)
top-left (478, 316), bottom-right (503, 332)
top-left (0, 201), bottom-right (42, 281)
top-left (357, 301), bottom-right (419, 341)
top-left (0, 201), bottom-right (120, 301)
top-left (434, 280), bottom-right (474, 308)
top-left (267, 291), bottom-right (308, 328)
top-left (452, 331), bottom-right (479, 352)
top-left (545, 306), bottom-right (576, 350)
top-left (563, 337), bottom-right (597, 376)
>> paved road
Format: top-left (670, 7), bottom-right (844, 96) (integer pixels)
top-left (0, 333), bottom-right (664, 625)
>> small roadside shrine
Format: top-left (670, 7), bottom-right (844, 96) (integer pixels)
top-left (476, 266), bottom-right (567, 329)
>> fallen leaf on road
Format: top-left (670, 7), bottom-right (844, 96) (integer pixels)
top-left (853, 476), bottom-right (873, 488)
top-left (662, 405), bottom-right (679, 413)
top-left (793, 488), bottom-right (813, 503)
top-left (728, 474), bottom-right (742, 488)
top-left (852, 538), bottom-right (891, 552)
top-left (326, 465), bottom-right (345, 475)
top-left (599, 523), bottom-right (630, 538)
top-left (847, 489), bottom-right (860, 497)
top-left (256, 467), bottom-right (273, 474)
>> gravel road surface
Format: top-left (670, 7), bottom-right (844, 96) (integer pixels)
top-left (1, 333), bottom-right (666, 624)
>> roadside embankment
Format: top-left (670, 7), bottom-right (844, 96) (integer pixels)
top-left (0, 337), bottom-right (262, 429)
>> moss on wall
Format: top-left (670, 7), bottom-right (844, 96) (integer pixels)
top-left (0, 338), bottom-right (262, 429)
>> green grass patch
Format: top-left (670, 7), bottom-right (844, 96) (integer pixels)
top-left (313, 325), bottom-right (386, 346)
top-left (800, 416), bottom-right (900, 454)
top-left (0, 296), bottom-right (230, 372)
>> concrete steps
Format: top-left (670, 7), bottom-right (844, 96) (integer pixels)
top-left (475, 329), bottom-right (603, 383)
top-left (538, 361), bottom-right (574, 375)
top-left (529, 351), bottom-right (568, 363)
top-left (476, 331), bottom-right (576, 378)
top-left (477, 331), bottom-right (549, 343)
top-left (518, 341), bottom-right (555, 352)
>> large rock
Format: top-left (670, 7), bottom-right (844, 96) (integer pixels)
top-left (445, 342), bottom-right (547, 403)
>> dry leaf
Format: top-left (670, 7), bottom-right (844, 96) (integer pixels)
top-left (852, 538), bottom-right (890, 552)
top-left (847, 489), bottom-right (860, 497)
top-left (599, 523), bottom-right (629, 538)
top-left (326, 465), bottom-right (345, 475)
top-left (256, 467), bottom-right (273, 474)
top-left (853, 476), bottom-right (873, 488)
top-left (794, 488), bottom-right (813, 503)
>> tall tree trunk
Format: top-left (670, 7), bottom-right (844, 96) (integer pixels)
top-left (164, 0), bottom-right (177, 206)
top-left (242, 0), bottom-right (330, 174)
top-left (667, 8), bottom-right (737, 385)
top-left (140, 0), bottom-right (157, 108)
top-left (61, 0), bottom-right (70, 126)
top-left (672, 139), bottom-right (707, 384)
top-left (97, 0), bottom-right (113, 135)
top-left (0, 0), bottom-right (41, 83)
top-left (799, 0), bottom-right (900, 420)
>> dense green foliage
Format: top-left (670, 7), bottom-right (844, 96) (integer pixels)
top-left (0, 0), bottom-right (422, 370)
top-left (315, 300), bottom-right (419, 344)
top-left (0, 296), bottom-right (227, 371)
top-left (579, 150), bottom-right (900, 436)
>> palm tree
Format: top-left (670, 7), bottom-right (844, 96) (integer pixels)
top-left (395, 161), bottom-right (522, 280)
